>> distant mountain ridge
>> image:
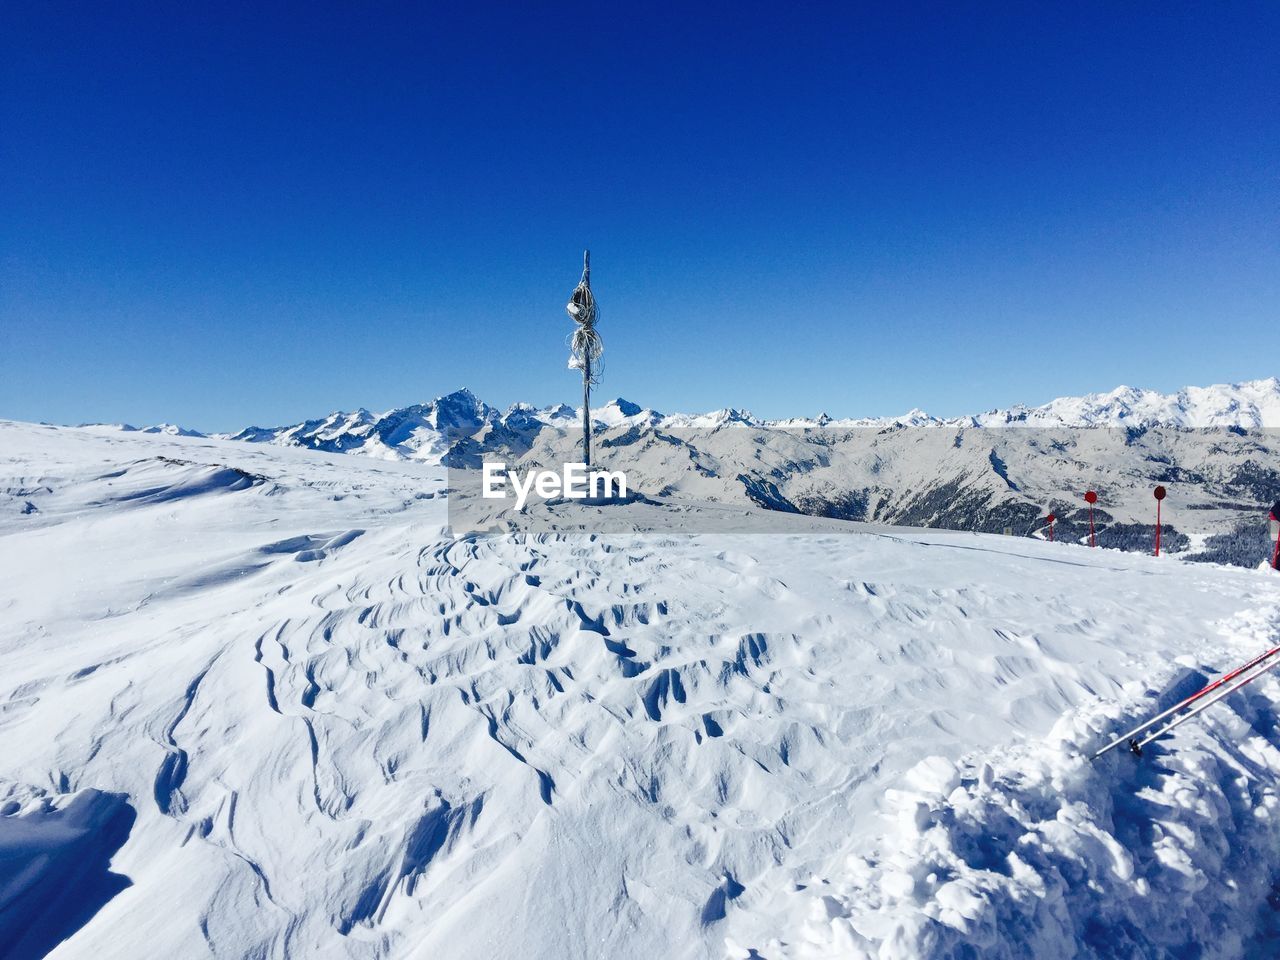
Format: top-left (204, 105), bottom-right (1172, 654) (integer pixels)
top-left (200, 377), bottom-right (1280, 569)
top-left (85, 378), bottom-right (1280, 458)
top-left (196, 377), bottom-right (1280, 460)
top-left (60, 377), bottom-right (1280, 568)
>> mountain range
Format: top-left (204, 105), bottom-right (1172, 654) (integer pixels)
top-left (92, 377), bottom-right (1280, 459)
top-left (82, 378), bottom-right (1280, 568)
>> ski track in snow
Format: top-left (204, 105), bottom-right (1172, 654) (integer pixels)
top-left (2, 420), bottom-right (1280, 959)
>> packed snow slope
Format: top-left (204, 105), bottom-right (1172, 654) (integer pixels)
top-left (4, 419), bottom-right (1280, 959)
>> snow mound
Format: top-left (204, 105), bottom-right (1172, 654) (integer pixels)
top-left (771, 607), bottom-right (1280, 960)
top-left (0, 790), bottom-right (136, 959)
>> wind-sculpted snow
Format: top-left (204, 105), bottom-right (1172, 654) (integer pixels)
top-left (2, 420), bottom-right (1280, 958)
top-left (766, 606), bottom-right (1280, 960)
top-left (0, 790), bottom-right (136, 960)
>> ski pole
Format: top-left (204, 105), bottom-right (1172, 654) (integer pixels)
top-left (1129, 654), bottom-right (1280, 756)
top-left (1090, 643), bottom-right (1280, 760)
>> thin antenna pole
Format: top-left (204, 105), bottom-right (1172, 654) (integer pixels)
top-left (582, 342), bottom-right (591, 468)
top-left (566, 249), bottom-right (600, 469)
top-left (581, 250), bottom-right (591, 467)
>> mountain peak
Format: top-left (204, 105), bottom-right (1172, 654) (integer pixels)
top-left (435, 388), bottom-right (480, 404)
top-left (605, 398), bottom-right (643, 417)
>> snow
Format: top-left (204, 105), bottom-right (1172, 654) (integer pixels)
top-left (777, 607), bottom-right (1280, 959)
top-left (0, 790), bottom-right (135, 959)
top-left (3, 419), bottom-right (1280, 958)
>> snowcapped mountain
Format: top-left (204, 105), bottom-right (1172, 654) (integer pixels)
top-left (191, 379), bottom-right (1280, 568)
top-left (79, 421), bottom-right (207, 438)
top-left (205, 377), bottom-right (1280, 461)
top-left (68, 379), bottom-right (1280, 568)
top-left (766, 378), bottom-right (1280, 429)
top-left (443, 411), bottom-right (1279, 566)
top-left (220, 390), bottom-right (496, 461)
top-left (965, 377), bottom-right (1280, 429)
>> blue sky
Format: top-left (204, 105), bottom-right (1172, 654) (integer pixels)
top-left (2, 3), bottom-right (1277, 431)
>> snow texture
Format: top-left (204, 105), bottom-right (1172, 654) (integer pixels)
top-left (771, 606), bottom-right (1280, 960)
top-left (2, 419), bottom-right (1280, 959)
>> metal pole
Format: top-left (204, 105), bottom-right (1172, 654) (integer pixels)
top-left (1130, 654), bottom-right (1280, 755)
top-left (1155, 499), bottom-right (1162, 557)
top-left (582, 350), bottom-right (591, 467)
top-left (581, 250), bottom-right (591, 468)
top-left (1090, 643), bottom-right (1280, 760)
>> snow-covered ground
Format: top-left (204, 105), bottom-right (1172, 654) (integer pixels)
top-left (3, 419), bottom-right (1280, 958)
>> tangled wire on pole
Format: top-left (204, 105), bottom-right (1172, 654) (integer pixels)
top-left (566, 251), bottom-right (602, 383)
top-left (566, 250), bottom-right (603, 465)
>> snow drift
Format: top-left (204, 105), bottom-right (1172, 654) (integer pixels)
top-left (772, 607), bottom-right (1280, 960)
top-left (0, 791), bottom-right (135, 960)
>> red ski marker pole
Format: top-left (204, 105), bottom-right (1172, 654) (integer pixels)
top-left (1270, 503), bottom-right (1280, 570)
top-left (1085, 490), bottom-right (1098, 547)
top-left (1153, 486), bottom-right (1166, 557)
top-left (1046, 512), bottom-right (1056, 542)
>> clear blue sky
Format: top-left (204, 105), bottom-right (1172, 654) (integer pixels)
top-left (2, 3), bottom-right (1277, 431)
